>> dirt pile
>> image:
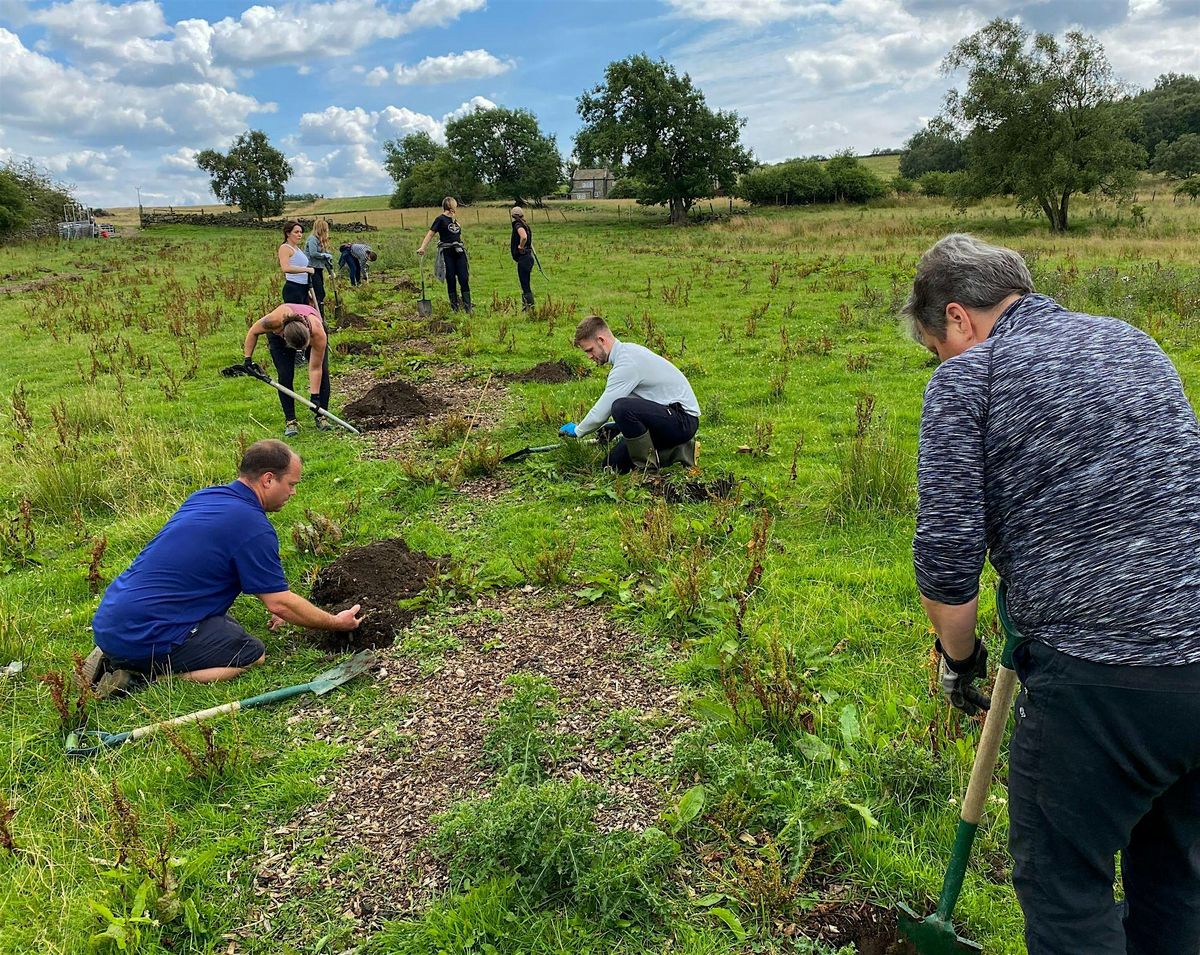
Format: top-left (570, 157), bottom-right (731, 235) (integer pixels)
top-left (335, 340), bottom-right (377, 356)
top-left (392, 275), bottom-right (419, 293)
top-left (336, 312), bottom-right (372, 330)
top-left (513, 359), bottom-right (584, 384)
top-left (343, 379), bottom-right (446, 430)
top-left (796, 899), bottom-right (915, 955)
top-left (655, 473), bottom-right (740, 504)
top-left (305, 538), bottom-right (440, 650)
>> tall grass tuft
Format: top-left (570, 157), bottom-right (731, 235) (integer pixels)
top-left (826, 393), bottom-right (913, 521)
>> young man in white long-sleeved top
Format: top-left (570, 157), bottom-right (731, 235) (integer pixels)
top-left (560, 315), bottom-right (700, 471)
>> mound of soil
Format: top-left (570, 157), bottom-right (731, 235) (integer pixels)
top-left (656, 473), bottom-right (740, 504)
top-left (335, 340), bottom-right (377, 356)
top-left (343, 379), bottom-right (446, 430)
top-left (425, 319), bottom-right (456, 334)
top-left (392, 276), bottom-right (419, 293)
top-left (305, 538), bottom-right (440, 651)
top-left (336, 312), bottom-right (372, 330)
top-left (796, 899), bottom-right (915, 955)
top-left (514, 359), bottom-right (583, 384)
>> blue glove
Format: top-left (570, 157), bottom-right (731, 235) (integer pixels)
top-left (559, 422), bottom-right (577, 437)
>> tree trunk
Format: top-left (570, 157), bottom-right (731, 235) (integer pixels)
top-left (668, 196), bottom-right (689, 226)
top-left (1056, 191), bottom-right (1070, 232)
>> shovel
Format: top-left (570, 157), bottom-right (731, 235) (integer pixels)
top-left (220, 362), bottom-right (361, 435)
top-left (417, 254), bottom-right (433, 318)
top-left (898, 582), bottom-right (1023, 954)
top-left (65, 650), bottom-right (375, 757)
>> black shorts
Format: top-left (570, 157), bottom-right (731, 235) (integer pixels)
top-left (107, 615), bottom-right (265, 676)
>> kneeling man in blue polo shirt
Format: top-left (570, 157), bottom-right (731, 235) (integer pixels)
top-left (87, 439), bottom-right (361, 691)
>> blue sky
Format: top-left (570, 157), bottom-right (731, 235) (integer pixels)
top-left (1, 0), bottom-right (1195, 206)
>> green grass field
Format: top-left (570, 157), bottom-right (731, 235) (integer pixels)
top-left (1, 193), bottom-right (1197, 954)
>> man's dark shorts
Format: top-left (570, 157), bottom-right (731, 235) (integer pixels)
top-left (105, 615), bottom-right (265, 676)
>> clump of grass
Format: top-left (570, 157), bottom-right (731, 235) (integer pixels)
top-left (291, 509), bottom-right (345, 557)
top-left (425, 413), bottom-right (471, 447)
top-left (826, 393), bottom-right (913, 521)
top-left (484, 674), bottom-right (563, 784)
top-left (617, 500), bottom-right (676, 570)
top-left (721, 632), bottom-right (815, 741)
top-left (513, 534), bottom-right (575, 587)
top-left (160, 722), bottom-right (244, 784)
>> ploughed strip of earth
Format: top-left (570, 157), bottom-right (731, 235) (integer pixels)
top-left (247, 592), bottom-right (689, 935)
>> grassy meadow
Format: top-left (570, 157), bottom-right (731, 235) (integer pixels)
top-left (1, 191), bottom-right (1198, 954)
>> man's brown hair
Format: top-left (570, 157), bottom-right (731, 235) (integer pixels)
top-left (239, 439), bottom-right (297, 481)
top-left (574, 315), bottom-right (609, 345)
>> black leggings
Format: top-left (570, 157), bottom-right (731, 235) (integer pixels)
top-left (517, 253), bottom-right (534, 307)
top-left (268, 332), bottom-right (329, 421)
top-left (282, 281), bottom-right (310, 306)
top-left (310, 268), bottom-right (325, 312)
top-left (604, 397), bottom-right (699, 471)
top-left (443, 249), bottom-right (471, 309)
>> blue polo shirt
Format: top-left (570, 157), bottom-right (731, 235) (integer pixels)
top-left (92, 481), bottom-right (289, 660)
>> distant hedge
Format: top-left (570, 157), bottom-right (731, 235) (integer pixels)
top-left (139, 211), bottom-right (377, 232)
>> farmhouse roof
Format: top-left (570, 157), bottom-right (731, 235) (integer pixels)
top-left (572, 167), bottom-right (614, 180)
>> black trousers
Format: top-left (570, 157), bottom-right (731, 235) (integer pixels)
top-left (310, 267), bottom-right (325, 311)
top-left (1009, 639), bottom-right (1200, 955)
top-left (282, 280), bottom-right (309, 306)
top-left (267, 332), bottom-right (329, 421)
top-left (443, 249), bottom-right (471, 309)
top-left (604, 396), bottom-right (698, 472)
top-left (516, 253), bottom-right (534, 307)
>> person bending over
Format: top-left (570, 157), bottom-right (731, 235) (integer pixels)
top-left (908, 233), bottom-right (1200, 955)
top-left (560, 315), bottom-right (700, 472)
top-left (244, 302), bottom-right (330, 437)
top-left (85, 441), bottom-right (361, 695)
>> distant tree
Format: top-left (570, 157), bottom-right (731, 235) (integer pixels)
top-left (942, 19), bottom-right (1144, 232)
top-left (0, 171), bottom-right (29, 235)
top-left (382, 131), bottom-right (445, 183)
top-left (446, 108), bottom-right (562, 206)
top-left (1152, 133), bottom-right (1200, 179)
top-left (898, 120), bottom-right (966, 178)
top-left (1132, 73), bottom-right (1200, 155)
top-left (390, 152), bottom-right (482, 208)
top-left (737, 160), bottom-right (832, 205)
top-left (195, 130), bottom-right (292, 219)
top-left (577, 54), bottom-right (753, 224)
top-left (826, 153), bottom-right (887, 202)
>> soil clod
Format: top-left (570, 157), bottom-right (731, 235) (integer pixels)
top-left (797, 900), bottom-right (916, 955)
top-left (336, 312), bottom-right (372, 330)
top-left (655, 474), bottom-right (740, 504)
top-left (343, 379), bottom-right (446, 430)
top-left (514, 359), bottom-right (584, 384)
top-left (335, 340), bottom-right (377, 356)
top-left (305, 538), bottom-right (440, 650)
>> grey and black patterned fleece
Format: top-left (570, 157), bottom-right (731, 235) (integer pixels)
top-left (914, 293), bottom-right (1200, 665)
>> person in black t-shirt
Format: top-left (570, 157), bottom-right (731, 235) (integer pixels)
top-left (417, 196), bottom-right (472, 313)
top-left (510, 206), bottom-right (535, 310)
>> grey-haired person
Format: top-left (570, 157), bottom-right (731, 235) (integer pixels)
top-left (510, 205), bottom-right (535, 309)
top-left (907, 232), bottom-right (1200, 955)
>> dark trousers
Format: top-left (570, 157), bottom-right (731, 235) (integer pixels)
top-left (604, 396), bottom-right (699, 472)
top-left (516, 253), bottom-right (534, 308)
top-left (311, 267), bottom-right (325, 312)
top-left (267, 332), bottom-right (329, 421)
top-left (340, 249), bottom-right (361, 286)
top-left (443, 249), bottom-right (470, 309)
top-left (282, 280), bottom-right (309, 306)
top-left (1009, 640), bottom-right (1200, 955)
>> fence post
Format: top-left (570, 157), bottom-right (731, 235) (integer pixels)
top-left (400, 212), bottom-right (404, 229)
top-left (476, 208), bottom-right (481, 224)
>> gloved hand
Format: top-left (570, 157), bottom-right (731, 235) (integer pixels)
top-left (242, 356), bottom-right (266, 377)
top-left (309, 393), bottom-right (323, 412)
top-left (559, 422), bottom-right (577, 437)
top-left (936, 638), bottom-right (991, 715)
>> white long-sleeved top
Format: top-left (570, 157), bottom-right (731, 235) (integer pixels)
top-left (576, 339), bottom-right (701, 437)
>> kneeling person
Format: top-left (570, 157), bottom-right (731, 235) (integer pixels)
top-left (88, 440), bottom-right (361, 691)
top-left (561, 316), bottom-right (700, 472)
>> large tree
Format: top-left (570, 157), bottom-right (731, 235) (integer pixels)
top-left (196, 130), bottom-right (292, 220)
top-left (1153, 133), bottom-right (1200, 179)
top-left (1132, 73), bottom-right (1200, 155)
top-left (0, 159), bottom-right (74, 234)
top-left (445, 108), bottom-right (562, 206)
top-left (898, 119), bottom-right (966, 179)
top-left (576, 55), bottom-right (752, 225)
top-left (382, 131), bottom-right (445, 183)
top-left (942, 19), bottom-right (1144, 232)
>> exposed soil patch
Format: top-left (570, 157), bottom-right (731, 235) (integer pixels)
top-left (334, 365), bottom-right (509, 458)
top-left (653, 473), bottom-right (740, 504)
top-left (247, 592), bottom-right (687, 936)
top-left (0, 272), bottom-right (82, 295)
top-left (343, 379), bottom-right (446, 430)
top-left (796, 898), bottom-right (916, 955)
top-left (335, 312), bottom-right (372, 330)
top-left (512, 359), bottom-right (585, 384)
top-left (304, 538), bottom-right (441, 651)
top-left (425, 319), bottom-right (456, 335)
top-left (335, 339), bottom-right (377, 356)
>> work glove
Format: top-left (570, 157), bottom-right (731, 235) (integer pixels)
top-left (242, 357), bottom-right (266, 378)
top-left (936, 638), bottom-right (991, 715)
top-left (559, 422), bottom-right (577, 438)
top-left (309, 393), bottom-right (323, 412)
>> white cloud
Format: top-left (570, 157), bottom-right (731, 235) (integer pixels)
top-left (34, 0), bottom-right (168, 44)
top-left (367, 49), bottom-right (515, 86)
top-left (665, 0), bottom-right (823, 25)
top-left (286, 144), bottom-right (392, 197)
top-left (299, 106), bottom-right (378, 145)
top-left (300, 97), bottom-right (497, 147)
top-left (443, 95), bottom-right (497, 124)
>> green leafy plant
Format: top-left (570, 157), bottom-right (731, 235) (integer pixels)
top-left (483, 674), bottom-right (563, 783)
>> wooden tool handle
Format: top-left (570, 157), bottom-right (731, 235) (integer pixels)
top-left (961, 665), bottom-right (1019, 825)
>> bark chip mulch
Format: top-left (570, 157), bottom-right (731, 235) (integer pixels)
top-left (248, 592), bottom-right (688, 935)
top-left (303, 538), bottom-right (441, 651)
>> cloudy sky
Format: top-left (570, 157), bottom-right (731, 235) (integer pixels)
top-left (1, 0), bottom-right (1195, 207)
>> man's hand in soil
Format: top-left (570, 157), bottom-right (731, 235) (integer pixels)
top-left (333, 604), bottom-right (362, 631)
top-left (268, 613), bottom-right (286, 631)
top-left (559, 422), bottom-right (577, 437)
top-left (259, 591), bottom-right (361, 633)
top-left (936, 638), bottom-right (991, 715)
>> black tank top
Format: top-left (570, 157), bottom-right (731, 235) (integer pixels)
top-left (511, 218), bottom-right (532, 261)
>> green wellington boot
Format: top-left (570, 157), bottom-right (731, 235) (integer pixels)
top-left (625, 431), bottom-right (660, 471)
top-left (657, 438), bottom-right (697, 469)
